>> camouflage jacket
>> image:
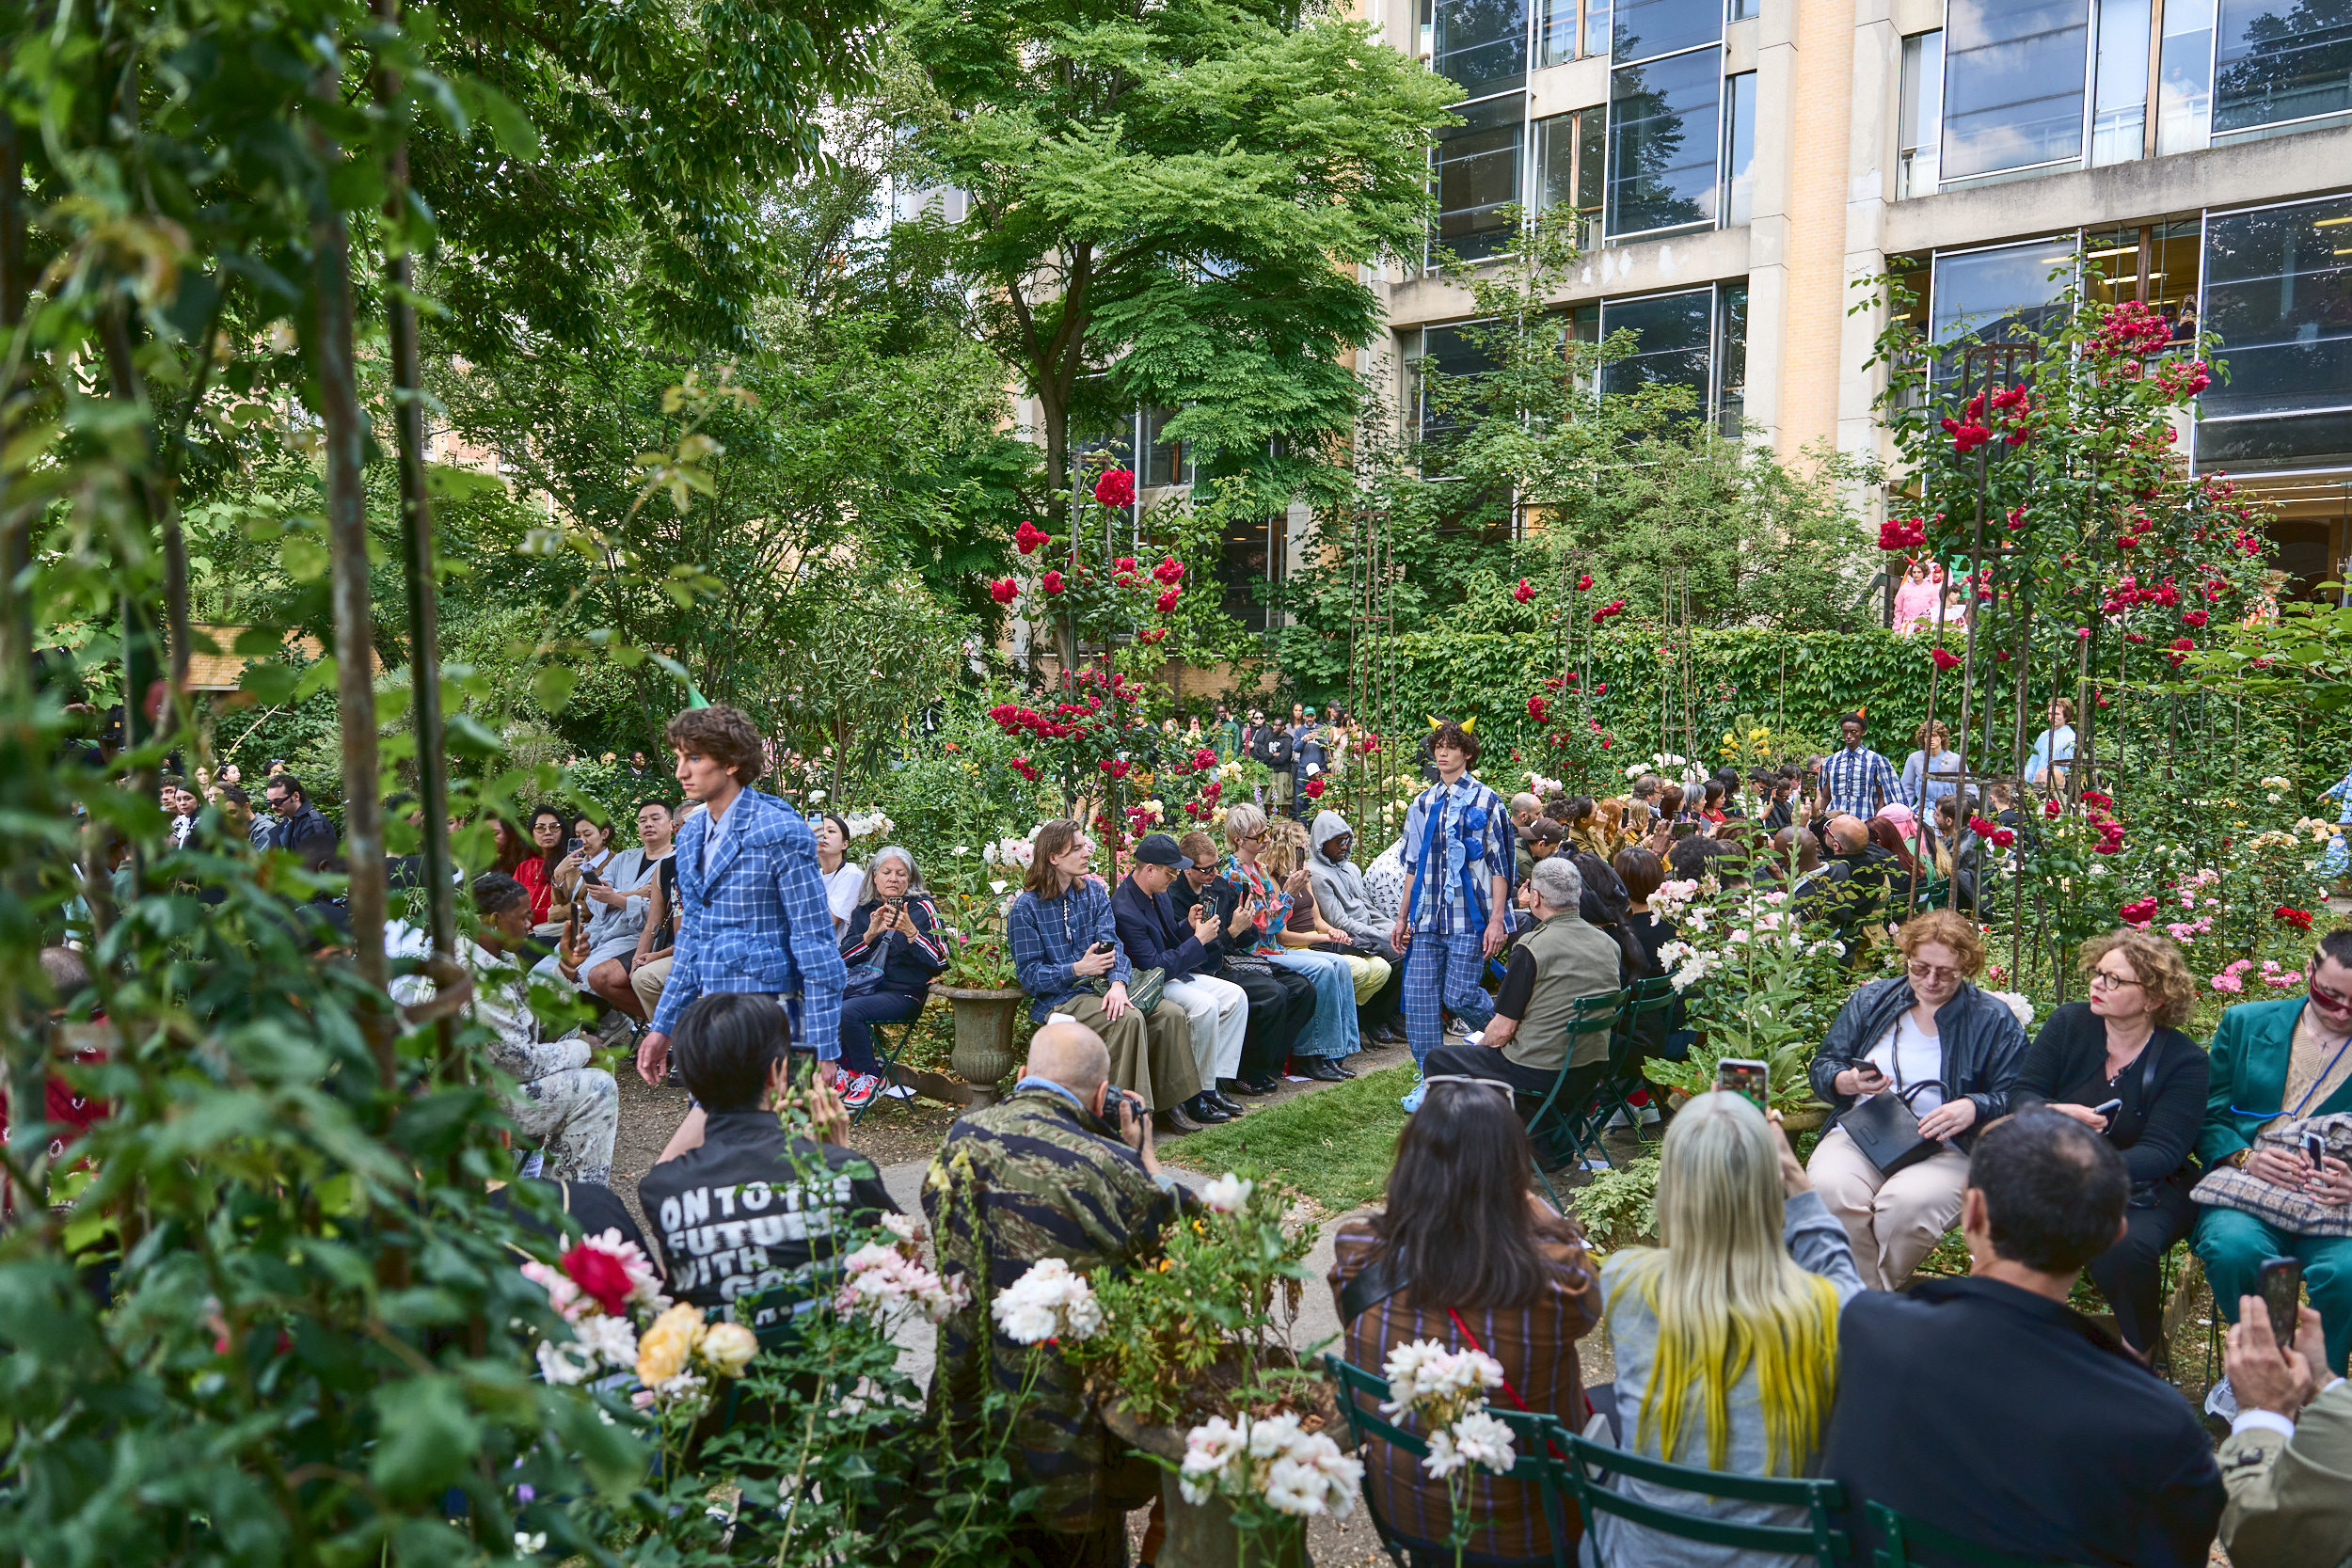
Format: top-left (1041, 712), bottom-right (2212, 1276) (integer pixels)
top-left (921, 1085), bottom-right (1178, 1535)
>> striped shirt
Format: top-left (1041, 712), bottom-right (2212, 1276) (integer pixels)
top-left (1821, 744), bottom-right (1901, 819)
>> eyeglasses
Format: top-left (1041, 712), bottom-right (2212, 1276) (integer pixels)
top-left (2088, 969), bottom-right (2142, 992)
top-left (1906, 960), bottom-right (1963, 984)
top-left (1417, 1076), bottom-right (1516, 1101)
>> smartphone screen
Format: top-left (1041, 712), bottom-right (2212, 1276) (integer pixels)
top-left (2261, 1257), bottom-right (2303, 1349)
top-left (2305, 1132), bottom-right (2329, 1169)
top-left (1716, 1057), bottom-right (1770, 1112)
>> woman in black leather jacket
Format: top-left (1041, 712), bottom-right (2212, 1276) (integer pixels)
top-left (1804, 910), bottom-right (2028, 1290)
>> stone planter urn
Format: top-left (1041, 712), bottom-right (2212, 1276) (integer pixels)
top-left (1098, 1378), bottom-right (1341, 1568)
top-left (935, 984), bottom-right (1025, 1107)
top-left (1777, 1103), bottom-right (1832, 1133)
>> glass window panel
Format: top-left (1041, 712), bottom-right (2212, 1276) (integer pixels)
top-left (1143, 407), bottom-right (1190, 487)
top-left (2212, 0), bottom-right (2352, 133)
top-left (1730, 0), bottom-right (1759, 20)
top-left (1216, 517), bottom-right (1279, 633)
top-left (2195, 408), bottom-right (2352, 471)
top-left (1899, 32), bottom-right (1945, 197)
top-left (1613, 0), bottom-right (1724, 62)
top-left (1930, 239), bottom-right (2076, 383)
top-left (1432, 93), bottom-right (1527, 267)
top-left (1715, 282), bottom-right (1749, 434)
top-left (1608, 49), bottom-right (1722, 237)
top-left (1540, 0), bottom-right (1581, 65)
top-left (1599, 288), bottom-right (1714, 399)
top-left (2198, 198), bottom-right (2352, 426)
top-left (1722, 71), bottom-right (1756, 226)
top-left (1940, 0), bottom-right (2090, 180)
top-left (1534, 110), bottom-right (1606, 246)
top-left (1432, 0), bottom-right (1532, 93)
top-left (2156, 0), bottom-right (2216, 150)
top-left (1420, 322), bottom-right (1502, 445)
top-left (1579, 107), bottom-right (1609, 209)
top-left (2091, 0), bottom-right (2151, 164)
top-left (1585, 0), bottom-right (1615, 59)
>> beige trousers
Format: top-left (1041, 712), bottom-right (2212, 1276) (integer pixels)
top-left (1338, 952), bottom-right (1392, 1006)
top-left (1044, 991), bottom-right (1201, 1112)
top-left (1806, 1122), bottom-right (1971, 1291)
top-left (630, 954), bottom-right (674, 1020)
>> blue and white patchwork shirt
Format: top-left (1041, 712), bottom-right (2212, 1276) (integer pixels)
top-left (1400, 772), bottom-right (1511, 935)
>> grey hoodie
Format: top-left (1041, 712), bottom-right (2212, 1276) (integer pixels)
top-left (1307, 810), bottom-right (1383, 944)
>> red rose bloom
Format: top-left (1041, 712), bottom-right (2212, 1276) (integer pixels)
top-left (1093, 468), bottom-right (1136, 509)
top-left (1512, 578), bottom-right (1534, 603)
top-left (990, 578), bottom-right (1019, 604)
top-left (1041, 570), bottom-right (1065, 595)
top-left (1931, 647), bottom-right (1963, 672)
top-left (1154, 588), bottom-right (1181, 614)
top-left (1013, 520), bottom-right (1050, 555)
top-left (1304, 778), bottom-right (1326, 799)
top-left (1527, 695), bottom-right (1549, 724)
top-left (1576, 573), bottom-right (1594, 591)
top-left (560, 1243), bottom-right (635, 1318)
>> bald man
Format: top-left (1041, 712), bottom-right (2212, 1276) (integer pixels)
top-left (1824, 813), bottom-right (1901, 927)
top-left (923, 1021), bottom-right (1184, 1564)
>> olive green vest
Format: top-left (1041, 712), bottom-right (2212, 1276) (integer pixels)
top-left (1504, 911), bottom-right (1625, 1073)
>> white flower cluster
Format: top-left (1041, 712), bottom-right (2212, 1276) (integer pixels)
top-left (982, 835), bottom-right (1037, 869)
top-left (1201, 1172), bottom-right (1255, 1213)
top-left (1648, 879), bottom-right (1705, 920)
top-left (520, 1230), bottom-right (671, 1386)
top-left (1986, 990), bottom-right (2036, 1030)
top-left (835, 1213), bottom-right (970, 1328)
top-left (991, 1257), bottom-right (1104, 1345)
top-left (1179, 1411), bottom-right (1363, 1517)
top-left (845, 811), bottom-right (895, 840)
top-left (535, 1311), bottom-right (640, 1386)
top-left (1626, 751), bottom-right (1703, 785)
top-left (1380, 1339), bottom-right (1519, 1483)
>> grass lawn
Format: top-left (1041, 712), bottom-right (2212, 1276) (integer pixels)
top-left (1160, 1062), bottom-right (1417, 1213)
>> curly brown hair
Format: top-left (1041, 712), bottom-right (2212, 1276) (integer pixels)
top-left (664, 704), bottom-right (765, 786)
top-left (1897, 909), bottom-right (1987, 976)
top-left (2075, 928), bottom-right (2199, 1029)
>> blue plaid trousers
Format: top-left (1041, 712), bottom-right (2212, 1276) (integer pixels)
top-left (1403, 932), bottom-right (1495, 1069)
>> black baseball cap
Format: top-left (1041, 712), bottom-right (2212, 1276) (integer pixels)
top-left (1133, 833), bottom-right (1193, 869)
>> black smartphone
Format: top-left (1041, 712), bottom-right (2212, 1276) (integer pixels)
top-left (2261, 1256), bottom-right (2303, 1350)
top-left (1088, 939), bottom-right (1115, 957)
top-left (2090, 1098), bottom-right (2122, 1118)
top-left (2304, 1132), bottom-right (2329, 1169)
top-left (579, 865), bottom-right (602, 887)
top-left (1717, 1057), bottom-right (1770, 1111)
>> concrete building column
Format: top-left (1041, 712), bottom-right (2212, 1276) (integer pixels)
top-left (1744, 0), bottom-right (1802, 448)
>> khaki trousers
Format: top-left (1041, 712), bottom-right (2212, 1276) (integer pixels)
top-left (1806, 1122), bottom-right (1970, 1291)
top-left (1046, 991), bottom-right (1201, 1112)
top-left (630, 954), bottom-right (674, 1020)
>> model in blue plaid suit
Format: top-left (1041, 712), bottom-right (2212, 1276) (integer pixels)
top-left (639, 706), bottom-right (846, 1160)
top-left (1391, 721), bottom-right (1512, 1105)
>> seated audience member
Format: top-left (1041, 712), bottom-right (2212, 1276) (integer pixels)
top-left (411, 873), bottom-right (619, 1184)
top-left (1006, 819), bottom-right (1202, 1130)
top-left (2015, 928), bottom-right (2208, 1359)
top-left (926, 1022), bottom-right (1184, 1568)
top-left (1865, 812), bottom-right (1927, 915)
top-left (1615, 847), bottom-right (1675, 979)
top-left (1110, 832), bottom-right (1252, 1128)
top-left (638, 992), bottom-right (894, 1322)
top-left (1422, 857), bottom-right (1620, 1111)
top-left (560, 800), bottom-right (668, 1025)
top-left (2217, 1292), bottom-right (2352, 1566)
top-left (1266, 834), bottom-right (1401, 1047)
top-left (1822, 1108), bottom-right (2223, 1567)
top-left (1509, 790), bottom-right (1547, 879)
top-left (1362, 833), bottom-right (1410, 931)
top-left (263, 771), bottom-right (340, 872)
top-left (515, 803), bottom-right (569, 929)
top-left (812, 811), bottom-right (864, 937)
top-left (1223, 803), bottom-right (1360, 1082)
top-left (2195, 927), bottom-right (2352, 1377)
top-left (1329, 1080), bottom-right (1600, 1565)
top-left (1772, 828), bottom-right (1851, 926)
top-left (832, 846), bottom-right (947, 1112)
top-left (629, 803), bottom-right (684, 1025)
top-left (1592, 1091), bottom-right (1863, 1567)
top-left (1822, 815), bottom-right (1900, 927)
top-left (1177, 830), bottom-right (1310, 1096)
top-left (1805, 911), bottom-right (2026, 1291)
top-left (1308, 810), bottom-right (1409, 1046)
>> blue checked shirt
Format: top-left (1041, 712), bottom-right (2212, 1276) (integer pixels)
top-left (1400, 772), bottom-right (1512, 935)
top-left (1007, 877), bottom-right (1130, 1024)
top-left (1822, 744), bottom-right (1902, 819)
top-left (650, 788), bottom-right (847, 1057)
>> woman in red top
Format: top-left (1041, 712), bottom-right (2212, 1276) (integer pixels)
top-left (512, 805), bottom-right (569, 924)
top-left (1329, 1081), bottom-right (1602, 1565)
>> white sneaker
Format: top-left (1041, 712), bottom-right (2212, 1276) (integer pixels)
top-left (1605, 1108), bottom-right (1633, 1130)
top-left (2204, 1375), bottom-right (2238, 1421)
top-left (1638, 1104), bottom-right (1661, 1125)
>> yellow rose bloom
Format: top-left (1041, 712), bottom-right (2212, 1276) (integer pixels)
top-left (636, 1303), bottom-right (705, 1386)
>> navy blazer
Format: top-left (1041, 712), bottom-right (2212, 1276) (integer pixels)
top-left (1823, 1276), bottom-right (2221, 1567)
top-left (1109, 874), bottom-right (1216, 983)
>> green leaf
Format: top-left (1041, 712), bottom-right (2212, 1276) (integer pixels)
top-left (544, 1390), bottom-right (646, 1498)
top-left (444, 712), bottom-right (505, 757)
top-left (369, 1376), bottom-right (482, 1497)
top-left (240, 662), bottom-right (300, 705)
top-left (530, 663), bottom-right (580, 713)
top-left (279, 534), bottom-right (328, 582)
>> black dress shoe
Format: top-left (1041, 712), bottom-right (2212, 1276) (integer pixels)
top-left (1205, 1089), bottom-right (1247, 1117)
top-left (1331, 1058), bottom-right (1359, 1079)
top-left (1186, 1094), bottom-right (1232, 1124)
top-left (1303, 1059), bottom-right (1349, 1082)
top-left (1239, 1076), bottom-right (1282, 1096)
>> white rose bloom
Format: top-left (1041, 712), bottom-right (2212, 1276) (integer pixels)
top-left (1201, 1173), bottom-right (1254, 1213)
top-left (1449, 1410), bottom-right (1519, 1474)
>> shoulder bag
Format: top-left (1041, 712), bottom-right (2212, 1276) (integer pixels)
top-left (1841, 1032), bottom-right (1946, 1177)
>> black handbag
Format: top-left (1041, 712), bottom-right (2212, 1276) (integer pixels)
top-left (1842, 1037), bottom-right (1947, 1177)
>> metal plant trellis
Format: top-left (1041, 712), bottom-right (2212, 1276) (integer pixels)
top-left (1345, 505), bottom-right (1404, 849)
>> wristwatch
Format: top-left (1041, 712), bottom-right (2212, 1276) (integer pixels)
top-left (2226, 1148), bottom-right (2252, 1170)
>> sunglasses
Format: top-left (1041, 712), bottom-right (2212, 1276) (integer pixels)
top-left (1906, 960), bottom-right (1963, 984)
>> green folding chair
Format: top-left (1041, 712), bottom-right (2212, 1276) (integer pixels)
top-left (1324, 1355), bottom-right (1573, 1568)
top-left (1517, 989), bottom-right (1629, 1205)
top-left (1583, 974), bottom-right (1677, 1137)
top-left (1549, 1430), bottom-right (1849, 1567)
top-left (851, 1014), bottom-right (925, 1127)
top-left (1867, 1501), bottom-right (2096, 1568)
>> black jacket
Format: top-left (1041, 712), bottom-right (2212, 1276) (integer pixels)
top-left (1823, 1277), bottom-right (2222, 1568)
top-left (2014, 1002), bottom-right (2209, 1188)
top-left (840, 895), bottom-right (947, 997)
top-left (276, 803), bottom-right (340, 872)
top-left (637, 1107), bottom-right (898, 1325)
top-left (1808, 975), bottom-right (2027, 1150)
top-left (1110, 875), bottom-right (1217, 983)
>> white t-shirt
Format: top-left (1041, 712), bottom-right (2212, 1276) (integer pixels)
top-left (822, 863), bottom-right (864, 932)
top-left (1859, 1011), bottom-right (1946, 1117)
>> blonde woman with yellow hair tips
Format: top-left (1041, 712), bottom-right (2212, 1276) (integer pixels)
top-left (1590, 1090), bottom-right (1865, 1568)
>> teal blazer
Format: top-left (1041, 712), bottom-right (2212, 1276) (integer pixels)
top-left (2198, 997), bottom-right (2352, 1167)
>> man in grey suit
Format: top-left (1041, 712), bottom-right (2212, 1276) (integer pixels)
top-left (2220, 1291), bottom-right (2352, 1567)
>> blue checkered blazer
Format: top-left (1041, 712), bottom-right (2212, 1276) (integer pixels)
top-left (649, 788), bottom-right (846, 1054)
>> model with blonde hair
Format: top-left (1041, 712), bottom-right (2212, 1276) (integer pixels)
top-left (1594, 1090), bottom-right (1863, 1568)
